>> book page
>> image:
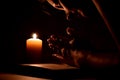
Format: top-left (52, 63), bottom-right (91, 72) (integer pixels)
top-left (22, 63), bottom-right (79, 70)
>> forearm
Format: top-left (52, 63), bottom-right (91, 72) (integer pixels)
top-left (86, 53), bottom-right (119, 67)
top-left (52, 50), bottom-right (120, 68)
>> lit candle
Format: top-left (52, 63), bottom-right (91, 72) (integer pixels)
top-left (26, 33), bottom-right (42, 63)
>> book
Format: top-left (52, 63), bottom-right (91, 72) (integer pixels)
top-left (21, 63), bottom-right (79, 70)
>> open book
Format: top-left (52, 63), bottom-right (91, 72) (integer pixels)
top-left (21, 63), bottom-right (79, 70)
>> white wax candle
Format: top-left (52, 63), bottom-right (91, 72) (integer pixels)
top-left (26, 33), bottom-right (42, 62)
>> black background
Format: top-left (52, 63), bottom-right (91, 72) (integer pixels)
top-left (0, 0), bottom-right (118, 63)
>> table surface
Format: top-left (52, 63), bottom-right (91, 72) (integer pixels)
top-left (0, 73), bottom-right (97, 80)
top-left (0, 73), bottom-right (51, 80)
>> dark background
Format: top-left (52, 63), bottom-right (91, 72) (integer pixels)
top-left (1, 0), bottom-right (118, 63)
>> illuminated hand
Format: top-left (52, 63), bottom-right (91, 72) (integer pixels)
top-left (47, 34), bottom-right (65, 54)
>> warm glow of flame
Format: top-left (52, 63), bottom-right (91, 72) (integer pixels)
top-left (32, 33), bottom-right (37, 39)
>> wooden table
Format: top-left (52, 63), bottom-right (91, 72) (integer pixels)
top-left (0, 73), bottom-right (50, 80)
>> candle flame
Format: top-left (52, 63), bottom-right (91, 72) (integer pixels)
top-left (32, 33), bottom-right (37, 39)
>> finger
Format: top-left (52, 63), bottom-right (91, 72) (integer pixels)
top-left (52, 54), bottom-right (64, 60)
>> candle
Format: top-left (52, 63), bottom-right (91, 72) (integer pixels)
top-left (26, 33), bottom-right (42, 63)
